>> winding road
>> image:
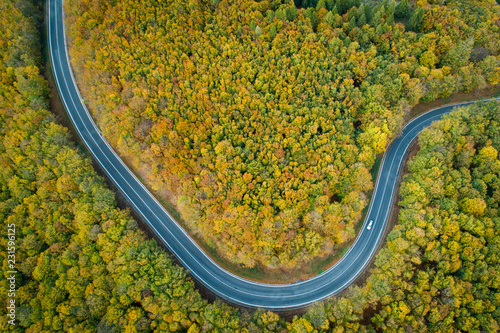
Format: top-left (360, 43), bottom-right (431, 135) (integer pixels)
top-left (47, 0), bottom-right (497, 310)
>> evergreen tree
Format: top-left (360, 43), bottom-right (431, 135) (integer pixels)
top-left (408, 7), bottom-right (425, 32)
top-left (395, 0), bottom-right (410, 19)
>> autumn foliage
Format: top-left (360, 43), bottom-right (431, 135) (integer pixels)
top-left (1, 0), bottom-right (500, 331)
top-left (64, 0), bottom-right (500, 269)
top-left (0, 2), bottom-right (230, 331)
top-left (294, 101), bottom-right (500, 332)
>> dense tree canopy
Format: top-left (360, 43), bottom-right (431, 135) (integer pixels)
top-left (64, 0), bottom-right (500, 268)
top-left (0, 1), bottom-right (235, 331)
top-left (295, 101), bottom-right (500, 332)
top-left (1, 0), bottom-right (500, 331)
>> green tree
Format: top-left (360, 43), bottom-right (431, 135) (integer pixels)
top-left (408, 7), bottom-right (425, 32)
top-left (395, 0), bottom-right (410, 19)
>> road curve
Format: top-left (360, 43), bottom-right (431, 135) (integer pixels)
top-left (47, 0), bottom-right (497, 310)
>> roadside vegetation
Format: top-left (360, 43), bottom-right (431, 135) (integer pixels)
top-left (0, 1), bottom-right (220, 331)
top-left (1, 0), bottom-right (500, 331)
top-left (64, 0), bottom-right (500, 269)
top-left (301, 101), bottom-right (500, 332)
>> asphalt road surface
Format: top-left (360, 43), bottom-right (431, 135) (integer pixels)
top-left (47, 0), bottom-right (497, 310)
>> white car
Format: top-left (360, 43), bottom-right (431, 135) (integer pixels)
top-left (367, 220), bottom-right (374, 230)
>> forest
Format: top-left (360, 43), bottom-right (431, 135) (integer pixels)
top-left (306, 101), bottom-right (500, 332)
top-left (64, 0), bottom-right (500, 268)
top-left (1, 0), bottom-right (500, 331)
